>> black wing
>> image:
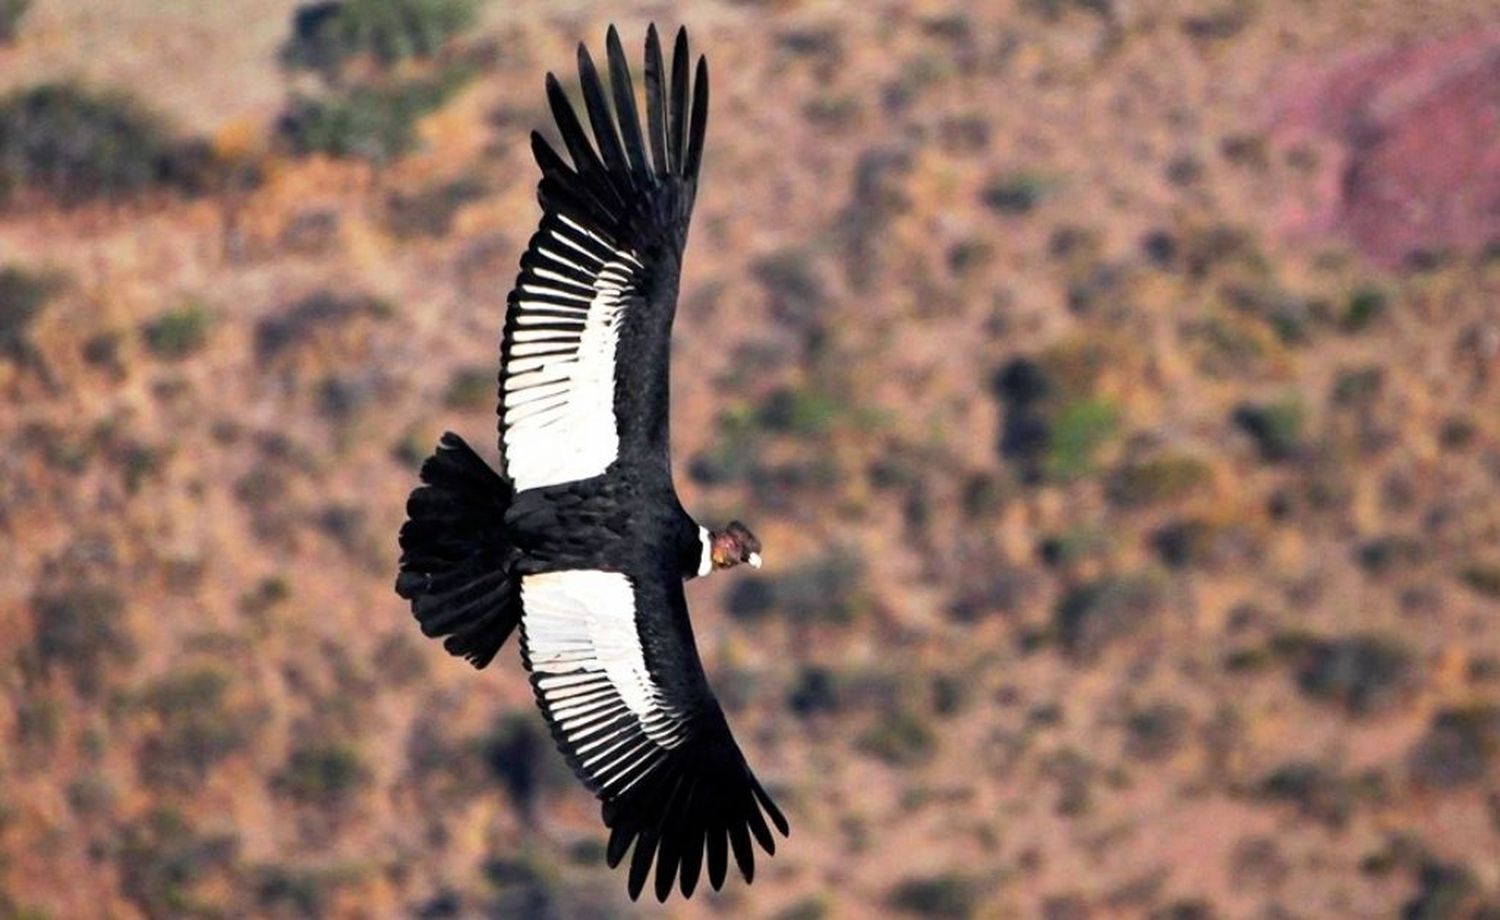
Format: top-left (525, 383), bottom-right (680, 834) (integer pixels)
top-left (498, 25), bottom-right (708, 492)
top-left (518, 568), bottom-right (788, 901)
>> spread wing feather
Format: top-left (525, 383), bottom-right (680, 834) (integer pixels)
top-left (519, 570), bottom-right (788, 901)
top-left (497, 24), bottom-right (707, 493)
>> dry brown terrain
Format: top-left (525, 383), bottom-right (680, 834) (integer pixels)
top-left (3, 0), bottom-right (1500, 917)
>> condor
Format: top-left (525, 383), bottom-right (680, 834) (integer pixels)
top-left (395, 24), bottom-right (787, 903)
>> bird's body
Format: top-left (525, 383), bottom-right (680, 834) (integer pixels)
top-left (395, 24), bottom-right (785, 903)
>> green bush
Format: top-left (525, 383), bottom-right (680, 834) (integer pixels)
top-left (1044, 398), bottom-right (1120, 480)
top-left (0, 83), bottom-right (216, 205)
top-left (1124, 703), bottom-right (1189, 762)
top-left (116, 809), bottom-right (239, 918)
top-left (385, 175), bottom-right (485, 237)
top-left (481, 712), bottom-right (571, 813)
top-left (1108, 453), bottom-right (1213, 507)
top-left (758, 384), bottom-right (847, 437)
top-left (1341, 285), bottom-right (1389, 332)
top-left (887, 873), bottom-right (984, 919)
top-left (443, 365), bottom-right (492, 409)
top-left (143, 302), bottom-right (212, 360)
top-left (1256, 760), bottom-right (1376, 828)
top-left (1408, 705), bottom-right (1500, 788)
top-left (858, 708), bottom-right (936, 767)
top-left (139, 666), bottom-right (251, 787)
top-left (1054, 574), bottom-right (1165, 660)
top-left (0, 264), bottom-right (61, 362)
top-left (32, 584), bottom-right (134, 696)
top-left (1460, 564), bottom-right (1500, 599)
top-left (1233, 396), bottom-right (1305, 461)
top-left (282, 0), bottom-right (478, 74)
top-left (981, 171), bottom-right (1054, 215)
top-left (0, 0), bottom-right (28, 42)
top-left (277, 740), bottom-right (370, 805)
top-left (1295, 635), bottom-right (1414, 716)
top-left (278, 63), bottom-right (474, 162)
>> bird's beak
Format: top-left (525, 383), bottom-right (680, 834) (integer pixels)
top-left (746, 552), bottom-right (762, 569)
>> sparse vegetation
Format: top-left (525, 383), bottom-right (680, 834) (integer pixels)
top-left (858, 708), bottom-right (937, 767)
top-left (279, 62), bottom-right (476, 162)
top-left (888, 873), bottom-right (985, 918)
top-left (1054, 574), bottom-right (1165, 660)
top-left (1233, 396), bottom-right (1306, 461)
top-left (1408, 705), bottom-right (1500, 788)
top-left (31, 585), bottom-right (133, 697)
top-left (143, 302), bottom-right (212, 360)
top-left (1294, 634), bottom-right (1414, 715)
top-left (0, 264), bottom-right (61, 363)
top-left (481, 712), bottom-right (571, 814)
top-left (0, 83), bottom-right (219, 205)
top-left (277, 740), bottom-right (370, 806)
top-left (3, 5), bottom-right (1499, 917)
top-left (1108, 452), bottom-right (1214, 507)
top-left (443, 365), bottom-right (493, 409)
top-left (282, 0), bottom-right (479, 74)
top-left (982, 171), bottom-right (1055, 215)
top-left (138, 666), bottom-right (252, 788)
top-left (0, 0), bottom-right (28, 43)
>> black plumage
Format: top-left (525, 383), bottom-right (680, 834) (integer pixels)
top-left (395, 24), bottom-right (787, 902)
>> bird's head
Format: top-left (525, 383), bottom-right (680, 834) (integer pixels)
top-left (710, 521), bottom-right (762, 571)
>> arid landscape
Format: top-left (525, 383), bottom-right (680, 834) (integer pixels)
top-left (3, 0), bottom-right (1500, 917)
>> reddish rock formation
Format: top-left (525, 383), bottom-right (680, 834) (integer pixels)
top-left (1271, 30), bottom-right (1500, 268)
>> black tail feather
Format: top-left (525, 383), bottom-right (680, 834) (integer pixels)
top-left (396, 432), bottom-right (520, 669)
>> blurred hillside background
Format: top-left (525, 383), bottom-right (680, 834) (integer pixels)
top-left (3, 0), bottom-right (1500, 917)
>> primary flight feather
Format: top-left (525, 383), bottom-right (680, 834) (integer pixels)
top-left (394, 24), bottom-right (787, 902)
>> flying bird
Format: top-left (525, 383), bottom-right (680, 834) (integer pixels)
top-left (395, 24), bottom-right (787, 902)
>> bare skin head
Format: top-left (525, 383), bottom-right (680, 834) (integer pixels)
top-left (710, 520), bottom-right (762, 571)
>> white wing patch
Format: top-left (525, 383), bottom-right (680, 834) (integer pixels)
top-left (522, 571), bottom-right (688, 795)
top-left (501, 220), bottom-right (643, 492)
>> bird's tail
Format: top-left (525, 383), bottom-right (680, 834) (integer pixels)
top-left (395, 432), bottom-right (521, 669)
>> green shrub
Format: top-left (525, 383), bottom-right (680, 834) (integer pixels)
top-left (1403, 861), bottom-right (1483, 920)
top-left (1459, 564), bottom-right (1500, 599)
top-left (1108, 453), bottom-right (1213, 507)
top-left (1294, 634), bottom-right (1414, 716)
top-left (730, 552), bottom-right (867, 625)
top-left (277, 740), bottom-right (370, 805)
top-left (1233, 396), bottom-right (1305, 461)
top-left (1341, 285), bottom-right (1389, 332)
top-left (0, 264), bottom-right (61, 361)
top-left (282, 0), bottom-right (478, 74)
top-left (0, 83), bottom-right (215, 205)
top-left (481, 712), bottom-right (571, 813)
top-left (32, 584), bottom-right (134, 696)
top-left (758, 384), bottom-right (846, 437)
top-left (443, 365), bottom-right (492, 409)
top-left (887, 873), bottom-right (984, 919)
top-left (1408, 705), bottom-right (1500, 788)
top-left (278, 63), bottom-right (474, 162)
top-left (753, 248), bottom-right (827, 320)
top-left (1054, 574), bottom-right (1164, 660)
top-left (116, 809), bottom-right (239, 918)
top-left (982, 171), bottom-right (1055, 215)
top-left (771, 549), bottom-right (869, 625)
top-left (143, 302), bottom-right (212, 360)
top-left (385, 175), bottom-right (485, 237)
top-left (0, 0), bottom-right (28, 42)
top-left (1044, 398), bottom-right (1120, 480)
top-left (1256, 760), bottom-right (1374, 828)
top-left (1332, 366), bottom-right (1383, 407)
top-left (858, 708), bottom-right (936, 767)
top-left (139, 666), bottom-right (251, 787)
top-left (1124, 703), bottom-right (1189, 762)
top-left (254, 289), bottom-right (391, 362)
